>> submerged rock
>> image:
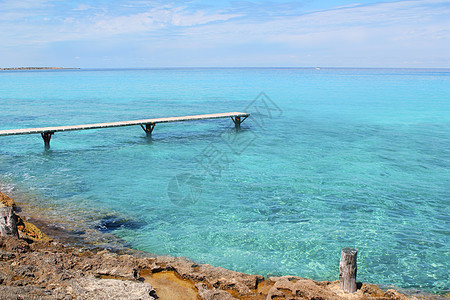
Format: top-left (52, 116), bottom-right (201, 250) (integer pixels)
top-left (97, 214), bottom-right (146, 233)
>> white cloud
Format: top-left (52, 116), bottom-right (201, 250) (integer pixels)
top-left (0, 2), bottom-right (242, 45)
top-left (73, 4), bottom-right (94, 11)
top-left (161, 0), bottom-right (450, 67)
top-left (88, 5), bottom-right (242, 35)
top-left (179, 0), bottom-right (450, 45)
top-left (171, 9), bottom-right (243, 26)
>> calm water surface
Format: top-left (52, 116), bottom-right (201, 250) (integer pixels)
top-left (0, 68), bottom-right (449, 293)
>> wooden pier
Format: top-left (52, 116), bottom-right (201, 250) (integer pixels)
top-left (0, 112), bottom-right (250, 148)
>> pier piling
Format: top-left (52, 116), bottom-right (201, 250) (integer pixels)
top-left (41, 132), bottom-right (54, 149)
top-left (231, 115), bottom-right (248, 128)
top-left (140, 123), bottom-right (155, 137)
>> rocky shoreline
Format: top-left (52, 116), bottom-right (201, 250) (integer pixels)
top-left (0, 191), bottom-right (445, 299)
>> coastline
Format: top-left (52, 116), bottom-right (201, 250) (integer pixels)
top-left (0, 191), bottom-right (446, 299)
top-left (0, 67), bottom-right (79, 71)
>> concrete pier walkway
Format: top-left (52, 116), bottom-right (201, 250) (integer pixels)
top-left (0, 112), bottom-right (250, 148)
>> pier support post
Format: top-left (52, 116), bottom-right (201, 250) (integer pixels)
top-left (339, 247), bottom-right (358, 293)
top-left (140, 123), bottom-right (155, 137)
top-left (0, 206), bottom-right (19, 238)
top-left (235, 117), bottom-right (241, 128)
top-left (41, 132), bottom-right (54, 149)
top-left (231, 116), bottom-right (248, 128)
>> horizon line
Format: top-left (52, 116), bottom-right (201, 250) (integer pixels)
top-left (2, 66), bottom-right (450, 71)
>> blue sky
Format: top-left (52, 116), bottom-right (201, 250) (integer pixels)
top-left (1, 0), bottom-right (449, 68)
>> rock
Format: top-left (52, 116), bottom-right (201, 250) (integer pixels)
top-left (166, 257), bottom-right (263, 296)
top-left (15, 264), bottom-right (36, 278)
top-left (267, 276), bottom-right (343, 300)
top-left (91, 253), bottom-right (140, 280)
top-left (361, 283), bottom-right (385, 297)
top-left (293, 279), bottom-right (341, 299)
top-left (0, 249), bottom-right (15, 261)
top-left (196, 283), bottom-right (236, 300)
top-left (68, 277), bottom-right (157, 300)
top-left (16, 218), bottom-right (48, 240)
top-left (384, 289), bottom-right (408, 300)
top-left (0, 192), bottom-right (15, 207)
top-left (0, 285), bottom-right (66, 299)
top-left (0, 236), bottom-right (30, 253)
top-left (0, 270), bottom-right (10, 284)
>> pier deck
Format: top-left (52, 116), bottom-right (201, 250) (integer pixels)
top-left (0, 112), bottom-right (250, 148)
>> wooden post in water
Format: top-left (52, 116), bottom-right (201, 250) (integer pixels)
top-left (0, 206), bottom-right (19, 238)
top-left (339, 247), bottom-right (358, 293)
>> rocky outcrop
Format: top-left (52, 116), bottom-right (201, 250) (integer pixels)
top-left (0, 236), bottom-right (157, 299)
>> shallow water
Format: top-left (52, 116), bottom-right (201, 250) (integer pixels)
top-left (0, 68), bottom-right (449, 293)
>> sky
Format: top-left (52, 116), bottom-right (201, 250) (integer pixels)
top-left (0, 0), bottom-right (449, 68)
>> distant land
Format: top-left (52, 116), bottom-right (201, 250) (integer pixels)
top-left (0, 67), bottom-right (80, 71)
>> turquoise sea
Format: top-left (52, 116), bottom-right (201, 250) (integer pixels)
top-left (0, 68), bottom-right (448, 294)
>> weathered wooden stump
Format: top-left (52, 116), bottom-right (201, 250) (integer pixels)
top-left (0, 206), bottom-right (19, 238)
top-left (339, 247), bottom-right (358, 293)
